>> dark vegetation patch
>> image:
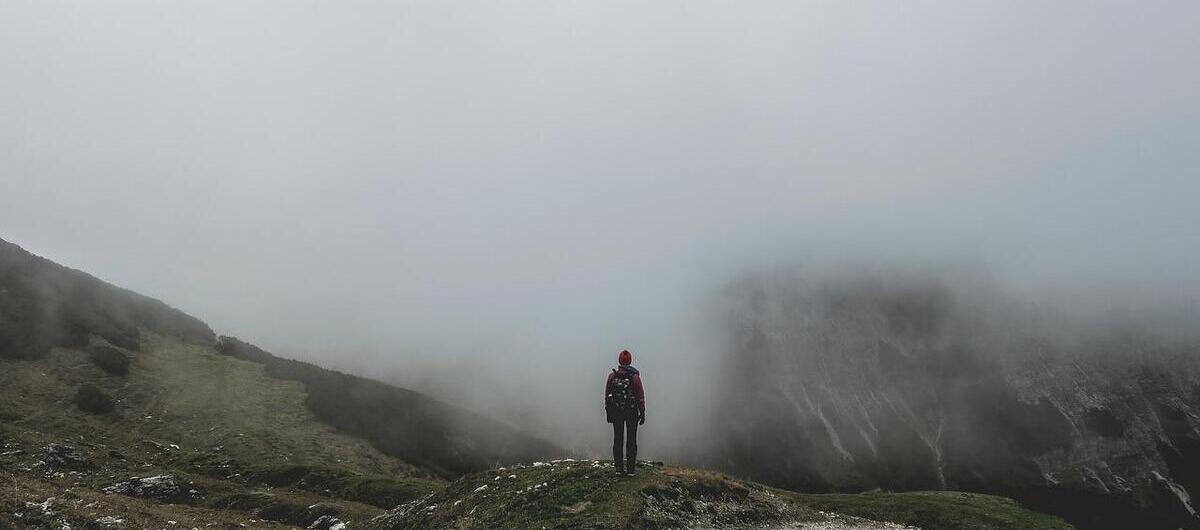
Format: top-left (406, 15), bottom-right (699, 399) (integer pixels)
top-left (87, 344), bottom-right (131, 376)
top-left (73, 384), bottom-right (115, 415)
top-left (216, 336), bottom-right (564, 478)
top-left (207, 491), bottom-right (341, 527)
top-left (233, 463), bottom-right (437, 508)
top-left (797, 491), bottom-right (1074, 530)
top-left (0, 238), bottom-right (214, 360)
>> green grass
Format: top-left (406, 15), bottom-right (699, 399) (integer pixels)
top-left (793, 491), bottom-right (1075, 530)
top-left (0, 334), bottom-right (441, 529)
top-left (363, 461), bottom-right (1074, 530)
top-left (363, 460), bottom-right (683, 530)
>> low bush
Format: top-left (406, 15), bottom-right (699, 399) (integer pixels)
top-left (87, 345), bottom-right (131, 376)
top-left (74, 384), bottom-right (115, 414)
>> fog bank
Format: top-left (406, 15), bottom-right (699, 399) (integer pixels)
top-left (2, 1), bottom-right (1198, 456)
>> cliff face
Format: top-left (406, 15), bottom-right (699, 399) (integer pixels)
top-left (700, 273), bottom-right (1200, 530)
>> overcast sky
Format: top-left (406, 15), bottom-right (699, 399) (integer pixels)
top-left (2, 1), bottom-right (1198, 452)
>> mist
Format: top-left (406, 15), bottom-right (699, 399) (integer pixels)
top-left (2, 1), bottom-right (1198, 457)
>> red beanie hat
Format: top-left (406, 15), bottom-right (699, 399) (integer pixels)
top-left (618, 349), bottom-right (632, 366)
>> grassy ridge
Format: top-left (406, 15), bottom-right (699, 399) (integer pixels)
top-left (363, 460), bottom-right (1075, 530)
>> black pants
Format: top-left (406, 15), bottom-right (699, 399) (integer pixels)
top-left (612, 417), bottom-right (638, 471)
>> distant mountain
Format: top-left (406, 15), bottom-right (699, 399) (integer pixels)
top-left (698, 273), bottom-right (1200, 530)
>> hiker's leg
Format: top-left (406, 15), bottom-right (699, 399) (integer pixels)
top-left (625, 418), bottom-right (638, 472)
top-left (612, 421), bottom-right (625, 471)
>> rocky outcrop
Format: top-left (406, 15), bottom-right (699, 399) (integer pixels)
top-left (700, 272), bottom-right (1200, 530)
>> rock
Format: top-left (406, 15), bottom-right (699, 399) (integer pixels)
top-left (103, 475), bottom-right (187, 502)
top-left (43, 444), bottom-right (86, 469)
top-left (94, 515), bottom-right (125, 528)
top-left (24, 497), bottom-right (55, 515)
top-left (307, 515), bottom-right (346, 530)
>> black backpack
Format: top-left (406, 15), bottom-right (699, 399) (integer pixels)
top-left (606, 369), bottom-right (639, 415)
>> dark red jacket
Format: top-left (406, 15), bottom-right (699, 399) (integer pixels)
top-left (605, 365), bottom-right (645, 416)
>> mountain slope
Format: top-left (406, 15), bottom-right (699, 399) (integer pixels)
top-left (701, 274), bottom-right (1200, 530)
top-left (0, 333), bottom-right (441, 529)
top-left (0, 237), bottom-right (561, 476)
top-left (0, 236), bottom-right (558, 528)
top-left (0, 238), bottom-right (214, 359)
top-left (215, 336), bottom-right (563, 477)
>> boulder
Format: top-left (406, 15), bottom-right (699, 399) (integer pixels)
top-left (308, 515), bottom-right (347, 530)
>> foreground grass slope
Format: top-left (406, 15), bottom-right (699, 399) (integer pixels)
top-left (363, 459), bottom-right (1073, 530)
top-left (0, 335), bottom-right (441, 529)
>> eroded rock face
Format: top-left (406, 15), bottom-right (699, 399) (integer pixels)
top-left (699, 273), bottom-right (1200, 530)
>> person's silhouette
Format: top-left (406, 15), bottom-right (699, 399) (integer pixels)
top-left (604, 349), bottom-right (645, 477)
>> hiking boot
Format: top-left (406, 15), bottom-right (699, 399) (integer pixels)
top-left (625, 471), bottom-right (635, 478)
top-left (614, 464), bottom-right (625, 475)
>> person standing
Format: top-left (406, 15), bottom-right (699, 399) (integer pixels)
top-left (605, 349), bottom-right (645, 477)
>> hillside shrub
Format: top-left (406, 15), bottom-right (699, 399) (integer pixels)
top-left (87, 345), bottom-right (131, 376)
top-left (74, 384), bottom-right (115, 415)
